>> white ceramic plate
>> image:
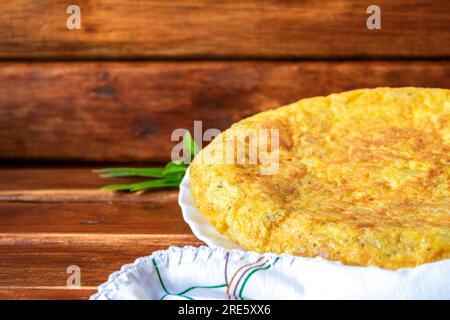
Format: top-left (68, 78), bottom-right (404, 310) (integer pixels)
top-left (178, 168), bottom-right (243, 250)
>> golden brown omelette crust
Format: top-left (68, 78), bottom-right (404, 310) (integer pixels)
top-left (190, 88), bottom-right (450, 269)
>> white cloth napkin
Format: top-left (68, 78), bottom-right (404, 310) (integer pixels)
top-left (91, 246), bottom-right (450, 300)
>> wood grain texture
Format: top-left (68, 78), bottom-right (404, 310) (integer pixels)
top-left (0, 237), bottom-right (202, 288)
top-left (0, 289), bottom-right (95, 300)
top-left (0, 0), bottom-right (449, 58)
top-left (0, 167), bottom-right (203, 299)
top-left (0, 167), bottom-right (190, 233)
top-left (0, 166), bottom-right (163, 192)
top-left (0, 194), bottom-right (188, 233)
top-left (1, 61), bottom-right (449, 162)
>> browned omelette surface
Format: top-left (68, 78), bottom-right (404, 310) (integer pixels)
top-left (190, 88), bottom-right (450, 269)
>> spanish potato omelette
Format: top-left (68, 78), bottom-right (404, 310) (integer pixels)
top-left (190, 88), bottom-right (450, 269)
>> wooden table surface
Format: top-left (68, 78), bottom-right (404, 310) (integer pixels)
top-left (0, 167), bottom-right (203, 299)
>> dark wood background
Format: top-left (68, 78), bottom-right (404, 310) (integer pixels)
top-left (0, 0), bottom-right (449, 299)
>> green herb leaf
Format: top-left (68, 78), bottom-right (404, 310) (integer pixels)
top-left (128, 179), bottom-right (181, 191)
top-left (100, 178), bottom-right (181, 192)
top-left (93, 168), bottom-right (164, 178)
top-left (100, 184), bottom-right (138, 191)
top-left (95, 131), bottom-right (199, 192)
top-left (164, 162), bottom-right (187, 174)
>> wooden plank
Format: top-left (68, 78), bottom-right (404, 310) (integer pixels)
top-left (0, 167), bottom-right (191, 233)
top-left (0, 0), bottom-right (449, 58)
top-left (0, 200), bottom-right (190, 234)
top-left (0, 289), bottom-right (94, 300)
top-left (0, 289), bottom-right (95, 300)
top-left (1, 61), bottom-right (449, 162)
top-left (0, 167), bottom-right (204, 299)
top-left (0, 167), bottom-right (149, 192)
top-left (0, 235), bottom-right (202, 288)
top-left (0, 166), bottom-right (179, 203)
top-left (0, 167), bottom-right (195, 232)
